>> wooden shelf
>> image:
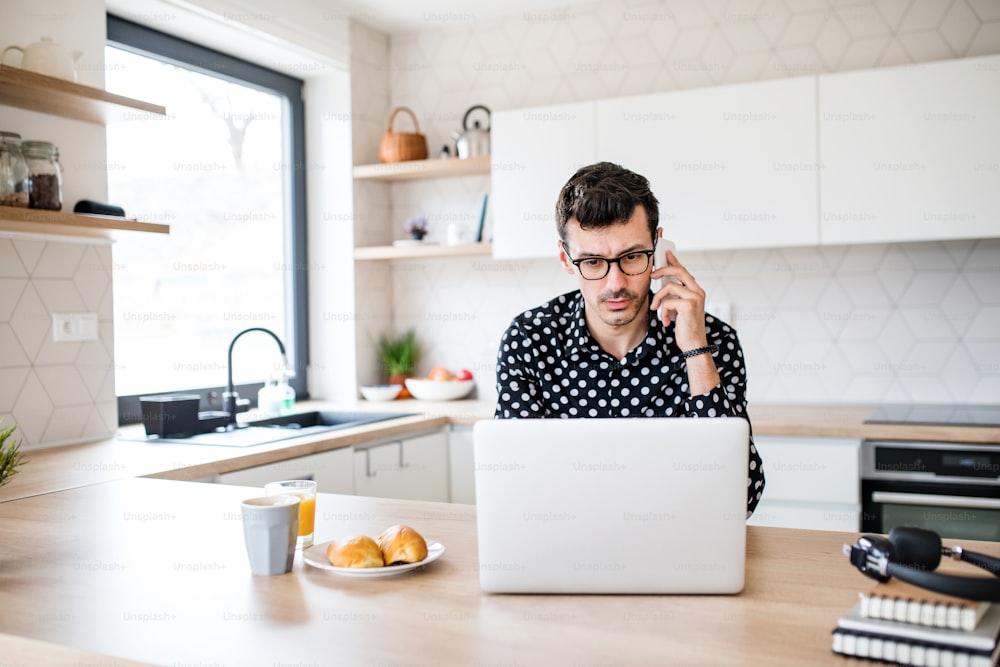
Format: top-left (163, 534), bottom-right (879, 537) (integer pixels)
top-left (353, 156), bottom-right (490, 181)
top-left (0, 65), bottom-right (166, 125)
top-left (0, 206), bottom-right (170, 239)
top-left (354, 242), bottom-right (492, 261)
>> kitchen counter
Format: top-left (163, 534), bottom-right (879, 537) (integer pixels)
top-left (2, 400), bottom-right (997, 504)
top-left (7, 476), bottom-right (998, 666)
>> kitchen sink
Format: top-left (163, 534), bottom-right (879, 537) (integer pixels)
top-left (121, 410), bottom-right (414, 447)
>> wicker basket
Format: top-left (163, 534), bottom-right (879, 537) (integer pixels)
top-left (378, 107), bottom-right (429, 163)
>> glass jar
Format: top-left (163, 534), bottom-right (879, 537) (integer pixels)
top-left (0, 131), bottom-right (30, 208)
top-left (22, 140), bottom-right (63, 211)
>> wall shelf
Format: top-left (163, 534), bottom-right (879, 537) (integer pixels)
top-left (0, 64), bottom-right (166, 124)
top-left (0, 207), bottom-right (170, 239)
top-left (353, 156), bottom-right (490, 182)
top-left (354, 242), bottom-right (492, 261)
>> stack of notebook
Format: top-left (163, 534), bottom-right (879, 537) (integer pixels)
top-left (832, 578), bottom-right (1000, 666)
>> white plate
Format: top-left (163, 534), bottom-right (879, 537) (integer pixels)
top-left (303, 540), bottom-right (445, 577)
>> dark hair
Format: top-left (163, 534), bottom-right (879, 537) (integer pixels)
top-left (555, 162), bottom-right (659, 242)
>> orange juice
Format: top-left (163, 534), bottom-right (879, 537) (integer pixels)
top-left (296, 494), bottom-right (316, 536)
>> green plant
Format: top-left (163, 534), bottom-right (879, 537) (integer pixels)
top-left (0, 419), bottom-right (25, 488)
top-left (377, 329), bottom-right (420, 377)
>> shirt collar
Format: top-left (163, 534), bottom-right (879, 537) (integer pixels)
top-left (566, 291), bottom-right (670, 364)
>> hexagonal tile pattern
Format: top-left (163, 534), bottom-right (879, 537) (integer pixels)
top-left (0, 237), bottom-right (117, 448)
top-left (348, 0), bottom-right (1000, 404)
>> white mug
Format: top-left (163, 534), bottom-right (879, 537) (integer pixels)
top-left (240, 494), bottom-right (300, 575)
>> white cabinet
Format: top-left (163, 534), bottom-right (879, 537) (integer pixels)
top-left (747, 436), bottom-right (861, 532)
top-left (491, 101), bottom-right (597, 259)
top-left (448, 426), bottom-right (475, 504)
top-left (352, 430), bottom-right (450, 502)
top-left (214, 447), bottom-right (354, 495)
top-left (819, 54), bottom-right (1000, 245)
top-left (598, 77), bottom-right (819, 251)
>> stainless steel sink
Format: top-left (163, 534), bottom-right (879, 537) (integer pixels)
top-left (122, 410), bottom-right (414, 447)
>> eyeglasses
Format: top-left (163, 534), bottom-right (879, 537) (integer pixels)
top-left (561, 242), bottom-right (656, 281)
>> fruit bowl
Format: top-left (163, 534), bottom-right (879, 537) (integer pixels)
top-left (359, 384), bottom-right (402, 402)
top-left (404, 378), bottom-right (475, 401)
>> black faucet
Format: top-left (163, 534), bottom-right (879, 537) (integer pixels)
top-left (223, 327), bottom-right (289, 427)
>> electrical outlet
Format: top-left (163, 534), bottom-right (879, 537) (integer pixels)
top-left (52, 313), bottom-right (99, 342)
top-left (706, 302), bottom-right (732, 323)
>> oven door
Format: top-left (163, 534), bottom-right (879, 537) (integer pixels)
top-left (862, 479), bottom-right (1000, 542)
top-left (861, 439), bottom-right (1000, 542)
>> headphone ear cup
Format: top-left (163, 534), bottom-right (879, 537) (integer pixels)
top-left (889, 526), bottom-right (942, 570)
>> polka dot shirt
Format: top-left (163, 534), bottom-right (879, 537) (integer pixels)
top-left (494, 289), bottom-right (765, 516)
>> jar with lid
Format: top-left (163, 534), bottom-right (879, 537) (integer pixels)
top-left (0, 131), bottom-right (30, 208)
top-left (22, 140), bottom-right (63, 211)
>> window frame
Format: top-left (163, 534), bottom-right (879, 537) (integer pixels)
top-left (107, 14), bottom-right (310, 425)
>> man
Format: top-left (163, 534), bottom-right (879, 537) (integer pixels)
top-left (494, 162), bottom-right (765, 516)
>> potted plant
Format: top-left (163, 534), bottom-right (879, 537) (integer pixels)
top-left (377, 329), bottom-right (420, 398)
top-left (0, 419), bottom-right (25, 489)
top-left (404, 216), bottom-right (428, 241)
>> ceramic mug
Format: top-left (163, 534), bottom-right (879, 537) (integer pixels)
top-left (240, 494), bottom-right (300, 575)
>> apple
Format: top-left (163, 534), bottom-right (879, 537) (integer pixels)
top-left (455, 369), bottom-right (473, 381)
top-left (428, 366), bottom-right (455, 381)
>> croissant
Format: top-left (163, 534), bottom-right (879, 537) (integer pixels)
top-left (377, 524), bottom-right (428, 565)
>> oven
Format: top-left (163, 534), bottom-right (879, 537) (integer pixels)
top-left (861, 440), bottom-right (1000, 542)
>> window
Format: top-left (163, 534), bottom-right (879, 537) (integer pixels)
top-left (105, 16), bottom-right (308, 423)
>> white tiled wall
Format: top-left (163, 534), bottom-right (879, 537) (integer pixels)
top-left (352, 0), bottom-right (1000, 405)
top-left (0, 235), bottom-right (117, 447)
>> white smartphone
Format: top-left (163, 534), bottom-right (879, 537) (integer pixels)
top-left (652, 239), bottom-right (679, 324)
top-left (651, 238), bottom-right (677, 293)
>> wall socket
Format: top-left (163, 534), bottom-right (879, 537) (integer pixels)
top-left (52, 313), bottom-right (99, 342)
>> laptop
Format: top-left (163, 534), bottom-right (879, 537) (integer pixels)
top-left (473, 417), bottom-right (750, 594)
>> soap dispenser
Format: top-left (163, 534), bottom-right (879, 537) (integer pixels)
top-left (277, 371), bottom-right (296, 415)
top-left (257, 375), bottom-right (281, 416)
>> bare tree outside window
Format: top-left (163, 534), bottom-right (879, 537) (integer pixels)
top-left (105, 45), bottom-right (292, 396)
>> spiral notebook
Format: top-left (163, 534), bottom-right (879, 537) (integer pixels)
top-left (472, 417), bottom-right (750, 594)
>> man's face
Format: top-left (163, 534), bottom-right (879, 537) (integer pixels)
top-left (559, 206), bottom-right (657, 330)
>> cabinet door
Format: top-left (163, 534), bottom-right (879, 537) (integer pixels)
top-left (752, 435), bottom-right (860, 504)
top-left (214, 447), bottom-right (354, 495)
top-left (819, 54), bottom-right (1000, 244)
top-left (597, 77), bottom-right (819, 251)
top-left (448, 426), bottom-right (475, 504)
top-left (747, 435), bottom-right (861, 532)
top-left (491, 101), bottom-right (597, 259)
top-left (353, 431), bottom-right (450, 502)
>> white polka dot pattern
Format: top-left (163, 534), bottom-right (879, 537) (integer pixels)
top-left (493, 290), bottom-right (765, 516)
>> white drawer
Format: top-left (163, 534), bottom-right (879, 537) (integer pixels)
top-left (755, 436), bottom-right (860, 505)
top-left (748, 500), bottom-right (860, 532)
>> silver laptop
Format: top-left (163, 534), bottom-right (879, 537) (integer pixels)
top-left (473, 417), bottom-right (750, 594)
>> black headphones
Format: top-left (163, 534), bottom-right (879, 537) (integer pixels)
top-left (844, 526), bottom-right (1000, 602)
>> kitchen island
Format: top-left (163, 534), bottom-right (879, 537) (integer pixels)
top-left (7, 476), bottom-right (997, 666)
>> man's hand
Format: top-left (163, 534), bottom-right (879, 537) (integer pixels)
top-left (649, 249), bottom-right (709, 352)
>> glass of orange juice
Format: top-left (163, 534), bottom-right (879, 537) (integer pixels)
top-left (264, 479), bottom-right (316, 548)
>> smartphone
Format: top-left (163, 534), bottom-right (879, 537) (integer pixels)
top-left (651, 239), bottom-right (677, 293)
top-left (652, 239), bottom-right (678, 324)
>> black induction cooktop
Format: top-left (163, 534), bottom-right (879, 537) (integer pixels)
top-left (864, 403), bottom-right (1000, 427)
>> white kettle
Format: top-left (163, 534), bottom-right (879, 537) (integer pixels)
top-left (3, 37), bottom-right (82, 81)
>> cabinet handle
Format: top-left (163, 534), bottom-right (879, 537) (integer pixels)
top-left (363, 441), bottom-right (407, 477)
top-left (872, 491), bottom-right (1000, 511)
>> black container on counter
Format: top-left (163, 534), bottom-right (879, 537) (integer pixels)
top-left (22, 140), bottom-right (63, 211)
top-left (140, 394), bottom-right (201, 438)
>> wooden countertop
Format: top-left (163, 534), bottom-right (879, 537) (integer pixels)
top-left (3, 400), bottom-right (997, 504)
top-left (8, 476), bottom-right (996, 666)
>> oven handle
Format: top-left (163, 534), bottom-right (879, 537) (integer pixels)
top-left (872, 491), bottom-right (1000, 511)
